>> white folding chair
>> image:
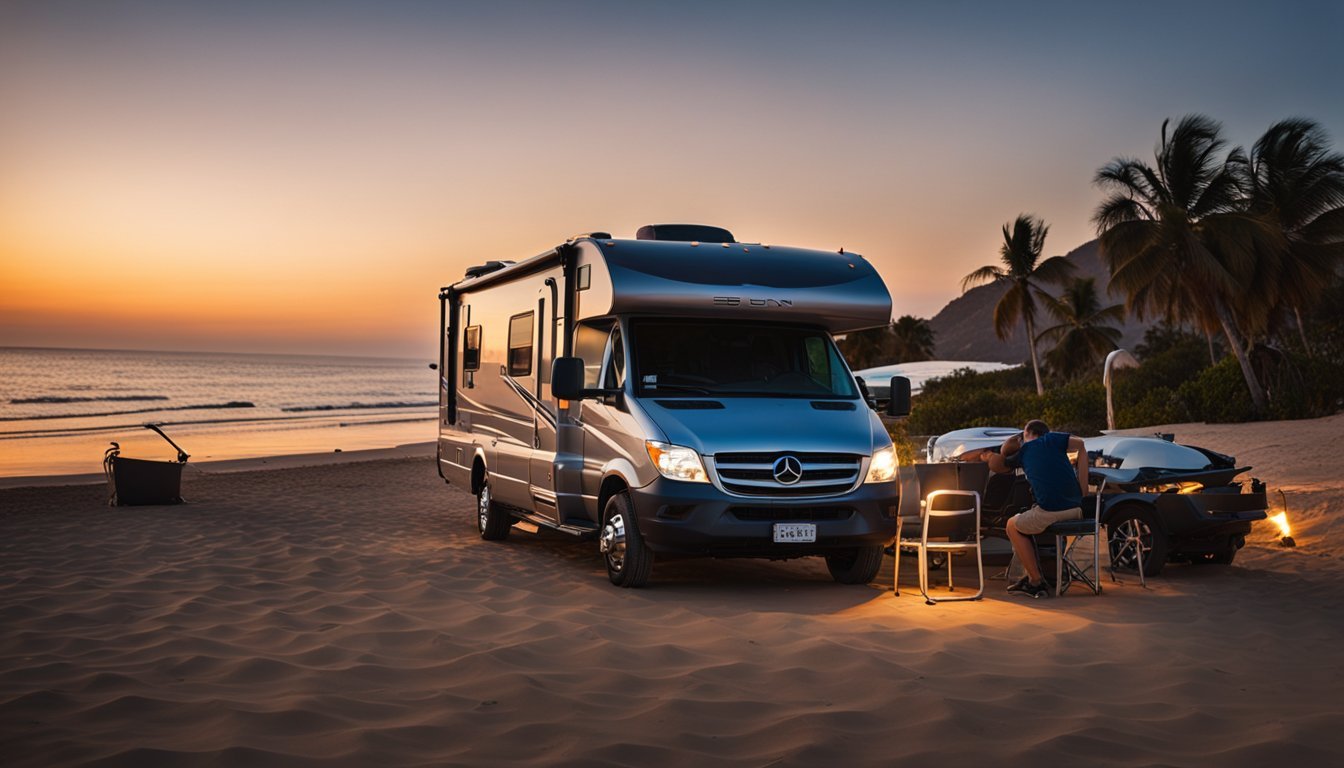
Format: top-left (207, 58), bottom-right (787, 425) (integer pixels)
top-left (894, 489), bottom-right (983, 604)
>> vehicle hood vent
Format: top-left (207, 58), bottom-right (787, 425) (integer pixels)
top-left (811, 401), bottom-right (857, 411)
top-left (636, 224), bottom-right (736, 243)
top-left (654, 399), bottom-right (726, 410)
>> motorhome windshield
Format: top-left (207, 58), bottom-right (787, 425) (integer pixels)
top-left (630, 320), bottom-right (859, 398)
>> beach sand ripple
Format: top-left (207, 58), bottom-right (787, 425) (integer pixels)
top-left (3, 422), bottom-right (1343, 766)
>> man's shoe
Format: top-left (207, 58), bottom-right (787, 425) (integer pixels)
top-left (1006, 575), bottom-right (1033, 593)
top-left (1012, 580), bottom-right (1051, 599)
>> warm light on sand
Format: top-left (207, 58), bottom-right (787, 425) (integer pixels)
top-left (1268, 511), bottom-right (1292, 539)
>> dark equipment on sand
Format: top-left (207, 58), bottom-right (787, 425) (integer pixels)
top-left (103, 424), bottom-right (190, 506)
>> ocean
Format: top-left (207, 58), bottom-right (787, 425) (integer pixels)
top-left (0, 347), bottom-right (438, 478)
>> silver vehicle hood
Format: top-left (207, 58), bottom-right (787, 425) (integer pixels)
top-left (641, 398), bottom-right (885, 456)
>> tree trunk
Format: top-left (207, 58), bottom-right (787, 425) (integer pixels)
top-left (1294, 304), bottom-right (1312, 357)
top-left (1213, 296), bottom-right (1267, 416)
top-left (1025, 314), bottom-right (1044, 396)
top-left (1204, 328), bottom-right (1217, 366)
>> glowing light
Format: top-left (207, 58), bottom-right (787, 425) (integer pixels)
top-left (1267, 511), bottom-right (1292, 539)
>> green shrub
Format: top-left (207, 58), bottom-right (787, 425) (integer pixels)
top-left (1174, 357), bottom-right (1256, 423)
top-left (1115, 385), bottom-right (1188, 429)
top-left (1038, 381), bottom-right (1107, 434)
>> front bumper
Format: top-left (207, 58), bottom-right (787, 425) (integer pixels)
top-left (628, 475), bottom-right (899, 558)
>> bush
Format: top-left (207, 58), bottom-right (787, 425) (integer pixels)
top-left (905, 367), bottom-right (1036, 435)
top-left (901, 341), bottom-right (1342, 439)
top-left (1115, 385), bottom-right (1188, 429)
top-left (1037, 381), bottom-right (1107, 435)
top-left (1174, 357), bottom-right (1256, 423)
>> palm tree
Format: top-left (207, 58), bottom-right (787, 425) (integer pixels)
top-left (962, 214), bottom-right (1075, 395)
top-left (1248, 118), bottom-right (1344, 355)
top-left (837, 326), bottom-right (891, 370)
top-left (1092, 115), bottom-right (1278, 415)
top-left (891, 315), bottom-right (936, 363)
top-left (1036, 277), bottom-right (1125, 378)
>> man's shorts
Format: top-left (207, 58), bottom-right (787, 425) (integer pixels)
top-left (1013, 505), bottom-right (1082, 535)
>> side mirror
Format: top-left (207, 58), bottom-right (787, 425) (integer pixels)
top-left (551, 357), bottom-right (585, 400)
top-left (886, 376), bottom-right (911, 417)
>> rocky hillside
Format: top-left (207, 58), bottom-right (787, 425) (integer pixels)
top-left (928, 239), bottom-right (1150, 364)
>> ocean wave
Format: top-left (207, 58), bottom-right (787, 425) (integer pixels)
top-left (11, 395), bottom-right (171, 404)
top-left (0, 401), bottom-right (255, 422)
top-left (281, 401), bottom-right (437, 413)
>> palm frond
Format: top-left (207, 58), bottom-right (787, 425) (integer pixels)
top-left (961, 264), bottom-right (1005, 292)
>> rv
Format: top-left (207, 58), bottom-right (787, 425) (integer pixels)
top-left (435, 224), bottom-right (910, 588)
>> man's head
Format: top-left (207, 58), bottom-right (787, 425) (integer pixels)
top-left (1022, 419), bottom-right (1050, 442)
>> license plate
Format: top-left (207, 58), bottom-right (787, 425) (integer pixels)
top-left (773, 523), bottom-right (816, 543)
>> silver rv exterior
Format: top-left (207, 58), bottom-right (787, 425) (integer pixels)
top-left (436, 226), bottom-right (907, 587)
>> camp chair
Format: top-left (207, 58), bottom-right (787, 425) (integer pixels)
top-left (1041, 477), bottom-right (1109, 596)
top-left (894, 489), bottom-right (983, 604)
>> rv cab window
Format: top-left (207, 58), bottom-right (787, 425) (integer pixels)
top-left (605, 327), bottom-right (626, 389)
top-left (574, 322), bottom-right (612, 388)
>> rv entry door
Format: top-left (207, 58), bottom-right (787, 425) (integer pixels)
top-left (529, 285), bottom-right (561, 521)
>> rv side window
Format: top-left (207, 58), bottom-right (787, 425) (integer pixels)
top-left (463, 325), bottom-right (481, 372)
top-left (508, 312), bottom-right (534, 376)
top-left (574, 323), bottom-right (610, 388)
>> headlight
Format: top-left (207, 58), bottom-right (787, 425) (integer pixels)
top-left (646, 441), bottom-right (709, 483)
top-left (866, 444), bottom-right (898, 483)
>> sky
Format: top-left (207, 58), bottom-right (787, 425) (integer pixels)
top-left (2, 0), bottom-right (1341, 359)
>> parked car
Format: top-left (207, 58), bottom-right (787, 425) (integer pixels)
top-left (922, 428), bottom-right (1269, 574)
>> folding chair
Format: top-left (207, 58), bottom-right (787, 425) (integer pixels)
top-left (894, 489), bottom-right (983, 604)
top-left (1042, 477), bottom-right (1108, 596)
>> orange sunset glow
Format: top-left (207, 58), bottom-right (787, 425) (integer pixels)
top-left (2, 1), bottom-right (1341, 358)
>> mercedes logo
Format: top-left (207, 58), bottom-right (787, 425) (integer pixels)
top-left (772, 455), bottom-right (803, 485)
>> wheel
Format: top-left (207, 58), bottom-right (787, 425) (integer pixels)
top-left (825, 545), bottom-right (885, 584)
top-left (476, 477), bottom-right (512, 541)
top-left (1106, 506), bottom-right (1168, 577)
top-left (600, 492), bottom-right (652, 588)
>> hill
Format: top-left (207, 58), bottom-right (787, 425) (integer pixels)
top-left (927, 239), bottom-right (1150, 364)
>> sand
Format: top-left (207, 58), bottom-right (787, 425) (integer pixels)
top-left (2, 417), bottom-right (1342, 766)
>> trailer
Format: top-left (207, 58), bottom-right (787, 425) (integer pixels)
top-left (436, 224), bottom-right (910, 587)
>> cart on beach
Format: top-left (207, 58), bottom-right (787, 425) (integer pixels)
top-left (103, 424), bottom-right (191, 506)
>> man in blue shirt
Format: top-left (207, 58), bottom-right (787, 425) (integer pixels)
top-left (987, 419), bottom-right (1089, 599)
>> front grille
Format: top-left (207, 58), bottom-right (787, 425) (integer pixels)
top-left (730, 506), bottom-right (855, 522)
top-left (712, 452), bottom-right (862, 497)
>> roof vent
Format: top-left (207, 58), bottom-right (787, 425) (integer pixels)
top-left (464, 260), bottom-right (513, 279)
top-left (636, 224), bottom-right (735, 243)
top-left (567, 231), bottom-right (612, 241)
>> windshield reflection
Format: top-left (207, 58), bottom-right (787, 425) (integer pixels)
top-left (630, 320), bottom-right (858, 398)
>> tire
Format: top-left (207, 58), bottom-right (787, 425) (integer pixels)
top-left (476, 477), bottom-right (512, 541)
top-left (825, 545), bottom-right (885, 584)
top-left (1106, 506), bottom-right (1168, 577)
top-left (600, 492), bottom-right (652, 588)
